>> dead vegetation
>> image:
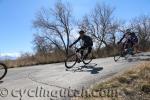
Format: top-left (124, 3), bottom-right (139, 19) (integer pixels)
top-left (3, 52), bottom-right (65, 68)
top-left (71, 62), bottom-right (150, 100)
top-left (91, 62), bottom-right (150, 100)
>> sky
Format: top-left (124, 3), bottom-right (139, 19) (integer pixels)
top-left (0, 0), bottom-right (150, 57)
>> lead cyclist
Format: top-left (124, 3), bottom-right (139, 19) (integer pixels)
top-left (69, 30), bottom-right (93, 62)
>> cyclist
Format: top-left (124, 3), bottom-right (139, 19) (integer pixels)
top-left (69, 30), bottom-right (93, 61)
top-left (117, 29), bottom-right (138, 55)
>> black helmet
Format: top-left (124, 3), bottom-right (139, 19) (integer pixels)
top-left (79, 30), bottom-right (85, 34)
top-left (126, 29), bottom-right (131, 33)
top-left (131, 32), bottom-right (136, 36)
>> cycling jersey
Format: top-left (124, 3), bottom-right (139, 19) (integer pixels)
top-left (70, 34), bottom-right (93, 59)
top-left (71, 35), bottom-right (93, 47)
top-left (118, 32), bottom-right (138, 44)
top-left (131, 32), bottom-right (138, 44)
top-left (118, 32), bottom-right (138, 49)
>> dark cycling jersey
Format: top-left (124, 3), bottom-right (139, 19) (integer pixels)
top-left (71, 35), bottom-right (93, 47)
top-left (118, 32), bottom-right (138, 44)
top-left (131, 32), bottom-right (138, 44)
top-left (118, 32), bottom-right (138, 50)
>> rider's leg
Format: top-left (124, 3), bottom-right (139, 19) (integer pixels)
top-left (126, 39), bottom-right (132, 52)
top-left (130, 42), bottom-right (134, 55)
top-left (121, 43), bottom-right (127, 57)
top-left (84, 47), bottom-right (92, 59)
top-left (79, 46), bottom-right (87, 57)
top-left (76, 46), bottom-right (86, 63)
top-left (126, 40), bottom-right (134, 55)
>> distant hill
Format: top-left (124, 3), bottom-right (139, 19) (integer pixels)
top-left (0, 55), bottom-right (17, 60)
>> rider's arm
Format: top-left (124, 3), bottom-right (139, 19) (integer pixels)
top-left (70, 37), bottom-right (81, 47)
top-left (118, 34), bottom-right (125, 44)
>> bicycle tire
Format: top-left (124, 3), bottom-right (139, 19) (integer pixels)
top-left (113, 45), bottom-right (122, 62)
top-left (114, 54), bottom-right (121, 62)
top-left (83, 52), bottom-right (93, 65)
top-left (65, 54), bottom-right (77, 69)
top-left (0, 63), bottom-right (7, 80)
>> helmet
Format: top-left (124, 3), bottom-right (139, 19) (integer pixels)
top-left (131, 32), bottom-right (136, 36)
top-left (79, 30), bottom-right (85, 34)
top-left (126, 29), bottom-right (131, 33)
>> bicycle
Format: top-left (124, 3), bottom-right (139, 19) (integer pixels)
top-left (65, 46), bottom-right (94, 69)
top-left (113, 42), bottom-right (134, 62)
top-left (0, 63), bottom-right (7, 80)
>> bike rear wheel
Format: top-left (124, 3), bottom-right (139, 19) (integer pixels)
top-left (83, 52), bottom-right (93, 65)
top-left (65, 54), bottom-right (77, 69)
top-left (0, 63), bottom-right (7, 80)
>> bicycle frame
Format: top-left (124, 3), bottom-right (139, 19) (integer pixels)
top-left (70, 46), bottom-right (85, 61)
top-left (114, 43), bottom-right (134, 62)
top-left (120, 41), bottom-right (134, 55)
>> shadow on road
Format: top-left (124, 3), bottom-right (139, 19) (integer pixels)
top-left (128, 57), bottom-right (150, 62)
top-left (0, 81), bottom-right (3, 84)
top-left (115, 54), bottom-right (150, 63)
top-left (66, 63), bottom-right (103, 74)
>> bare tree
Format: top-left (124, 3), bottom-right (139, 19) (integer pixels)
top-left (78, 3), bottom-right (121, 54)
top-left (78, 15), bottom-right (91, 32)
top-left (33, 34), bottom-right (54, 54)
top-left (33, 0), bottom-right (73, 55)
top-left (130, 15), bottom-right (150, 50)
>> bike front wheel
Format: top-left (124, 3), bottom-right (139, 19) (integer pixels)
top-left (65, 54), bottom-right (77, 69)
top-left (114, 54), bottom-right (121, 62)
top-left (113, 45), bottom-right (122, 62)
top-left (0, 63), bottom-right (7, 80)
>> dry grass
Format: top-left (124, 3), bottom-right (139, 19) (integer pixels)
top-left (1, 49), bottom-right (100, 68)
top-left (1, 45), bottom-right (150, 68)
top-left (74, 62), bottom-right (150, 100)
top-left (3, 52), bottom-right (66, 68)
top-left (92, 62), bottom-right (150, 100)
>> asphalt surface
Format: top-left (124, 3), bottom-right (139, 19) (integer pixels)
top-left (0, 52), bottom-right (149, 100)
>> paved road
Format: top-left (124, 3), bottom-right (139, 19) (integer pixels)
top-left (0, 52), bottom-right (149, 100)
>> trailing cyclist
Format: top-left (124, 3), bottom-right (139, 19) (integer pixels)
top-left (117, 29), bottom-right (139, 56)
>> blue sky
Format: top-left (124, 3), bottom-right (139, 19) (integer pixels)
top-left (0, 0), bottom-right (150, 56)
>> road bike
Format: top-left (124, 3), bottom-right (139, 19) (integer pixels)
top-left (0, 63), bottom-right (7, 80)
top-left (65, 47), bottom-right (94, 69)
top-left (113, 42), bottom-right (134, 62)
